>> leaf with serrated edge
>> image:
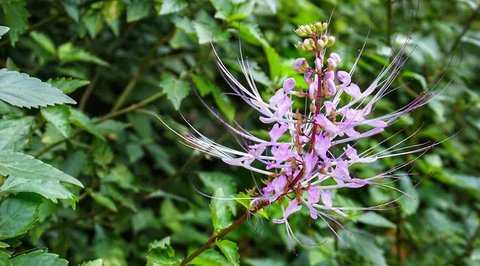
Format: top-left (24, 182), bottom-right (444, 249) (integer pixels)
top-left (0, 69), bottom-right (76, 109)
top-left (0, 150), bottom-right (83, 187)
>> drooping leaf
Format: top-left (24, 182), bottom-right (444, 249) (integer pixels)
top-left (47, 77), bottom-right (90, 94)
top-left (210, 188), bottom-right (232, 233)
top-left (0, 177), bottom-right (75, 203)
top-left (41, 105), bottom-right (73, 138)
top-left (29, 31), bottom-right (56, 56)
top-left (217, 240), bottom-right (240, 266)
top-left (1, 1), bottom-right (29, 45)
top-left (0, 69), bottom-right (76, 109)
top-left (0, 194), bottom-right (41, 240)
top-left (159, 72), bottom-right (190, 110)
top-left (10, 250), bottom-right (68, 266)
top-left (69, 109), bottom-right (105, 140)
top-left (91, 192), bottom-right (118, 212)
top-left (0, 150), bottom-right (83, 187)
top-left (0, 116), bottom-right (34, 150)
top-left (58, 43), bottom-right (109, 66)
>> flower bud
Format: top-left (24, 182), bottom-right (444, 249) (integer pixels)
top-left (326, 36), bottom-right (336, 47)
top-left (316, 39), bottom-right (325, 49)
top-left (292, 58), bottom-right (310, 73)
top-left (303, 38), bottom-right (315, 50)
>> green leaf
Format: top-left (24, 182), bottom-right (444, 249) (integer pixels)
top-left (0, 116), bottom-right (34, 151)
top-left (263, 45), bottom-right (282, 79)
top-left (191, 74), bottom-right (235, 122)
top-left (1, 0), bottom-right (29, 45)
top-left (47, 77), bottom-right (90, 94)
top-left (0, 150), bottom-right (83, 187)
top-left (92, 138), bottom-right (114, 167)
top-left (91, 192), bottom-right (117, 212)
top-left (190, 249), bottom-right (229, 266)
top-left (341, 230), bottom-right (387, 266)
top-left (41, 105), bottom-right (73, 138)
top-left (0, 194), bottom-right (41, 240)
top-left (127, 0), bottom-right (152, 22)
top-left (80, 259), bottom-right (103, 266)
top-left (29, 31), bottom-right (56, 56)
top-left (398, 176), bottom-right (419, 216)
top-left (0, 69), bottom-right (77, 109)
top-left (198, 171), bottom-right (237, 215)
top-left (58, 43), bottom-right (109, 66)
top-left (0, 26), bottom-right (9, 39)
top-left (159, 72), bottom-right (190, 110)
top-left (210, 188), bottom-right (232, 233)
top-left (69, 109), bottom-right (105, 140)
top-left (10, 250), bottom-right (68, 266)
top-left (193, 21), bottom-right (229, 44)
top-left (0, 177), bottom-right (75, 203)
top-left (234, 192), bottom-right (268, 219)
top-left (217, 240), bottom-right (240, 266)
top-left (157, 0), bottom-right (187, 15)
top-left (146, 237), bottom-right (181, 266)
top-left (357, 212), bottom-right (396, 228)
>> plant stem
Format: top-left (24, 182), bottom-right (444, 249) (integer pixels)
top-left (111, 32), bottom-right (174, 112)
top-left (34, 91), bottom-right (164, 158)
top-left (179, 202), bottom-right (267, 266)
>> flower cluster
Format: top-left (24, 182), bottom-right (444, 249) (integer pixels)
top-left (168, 22), bottom-right (434, 238)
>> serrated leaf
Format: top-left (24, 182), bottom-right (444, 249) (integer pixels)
top-left (80, 259), bottom-right (103, 266)
top-left (0, 26), bottom-right (9, 39)
top-left (0, 150), bottom-right (83, 187)
top-left (210, 188), bottom-right (232, 233)
top-left (159, 72), bottom-right (190, 110)
top-left (127, 0), bottom-right (152, 22)
top-left (235, 192), bottom-right (268, 219)
top-left (47, 77), bottom-right (90, 94)
top-left (0, 177), bottom-right (75, 203)
top-left (0, 116), bottom-right (34, 150)
top-left (91, 192), bottom-right (117, 212)
top-left (0, 194), bottom-right (41, 240)
top-left (41, 105), bottom-right (73, 138)
top-left (10, 250), bottom-right (68, 266)
top-left (157, 0), bottom-right (187, 15)
top-left (1, 1), bottom-right (29, 45)
top-left (0, 69), bottom-right (77, 109)
top-left (217, 240), bottom-right (240, 266)
top-left (69, 109), bottom-right (105, 140)
top-left (92, 138), bottom-right (114, 167)
top-left (58, 43), bottom-right (109, 66)
top-left (190, 249), bottom-right (229, 266)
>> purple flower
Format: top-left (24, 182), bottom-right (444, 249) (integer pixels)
top-left (162, 21), bottom-right (436, 240)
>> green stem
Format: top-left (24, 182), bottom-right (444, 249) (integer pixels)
top-left (34, 91), bottom-right (164, 158)
top-left (111, 32), bottom-right (174, 112)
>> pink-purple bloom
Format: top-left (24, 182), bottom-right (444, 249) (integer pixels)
top-left (163, 22), bottom-right (435, 239)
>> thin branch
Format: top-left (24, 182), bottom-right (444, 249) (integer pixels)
top-left (111, 31), bottom-right (175, 112)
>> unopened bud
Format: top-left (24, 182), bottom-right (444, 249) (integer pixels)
top-left (316, 39), bottom-right (325, 49)
top-left (292, 58), bottom-right (310, 73)
top-left (326, 36), bottom-right (336, 47)
top-left (303, 38), bottom-right (315, 50)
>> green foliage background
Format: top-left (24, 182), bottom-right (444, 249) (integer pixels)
top-left (0, 0), bottom-right (479, 265)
